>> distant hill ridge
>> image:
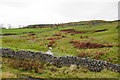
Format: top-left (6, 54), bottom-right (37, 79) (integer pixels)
top-left (22, 20), bottom-right (119, 28)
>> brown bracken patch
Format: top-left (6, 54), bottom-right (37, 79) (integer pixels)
top-left (20, 33), bottom-right (36, 37)
top-left (47, 40), bottom-right (56, 47)
top-left (80, 36), bottom-right (89, 39)
top-left (47, 37), bottom-right (61, 40)
top-left (53, 34), bottom-right (62, 36)
top-left (39, 43), bottom-right (45, 46)
top-left (60, 29), bottom-right (88, 34)
top-left (53, 34), bottom-right (66, 38)
top-left (70, 40), bottom-right (112, 49)
top-left (43, 35), bottom-right (49, 37)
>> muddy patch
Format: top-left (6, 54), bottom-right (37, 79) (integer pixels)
top-left (70, 40), bottom-right (113, 49)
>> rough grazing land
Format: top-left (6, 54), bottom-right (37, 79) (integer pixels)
top-left (1, 48), bottom-right (120, 72)
top-left (1, 20), bottom-right (119, 78)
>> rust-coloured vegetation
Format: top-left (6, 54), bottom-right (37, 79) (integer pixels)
top-left (80, 36), bottom-right (89, 39)
top-left (70, 40), bottom-right (113, 49)
top-left (3, 58), bottom-right (44, 73)
top-left (20, 33), bottom-right (36, 37)
top-left (39, 43), bottom-right (45, 46)
top-left (47, 37), bottom-right (61, 40)
top-left (47, 40), bottom-right (56, 47)
top-left (53, 34), bottom-right (66, 38)
top-left (60, 29), bottom-right (88, 34)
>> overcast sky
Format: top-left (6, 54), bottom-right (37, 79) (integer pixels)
top-left (0, 0), bottom-right (119, 28)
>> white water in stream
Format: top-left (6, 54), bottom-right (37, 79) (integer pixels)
top-left (45, 47), bottom-right (53, 55)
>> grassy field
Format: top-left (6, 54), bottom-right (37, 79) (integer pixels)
top-left (1, 20), bottom-right (120, 78)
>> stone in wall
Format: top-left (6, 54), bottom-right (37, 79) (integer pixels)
top-left (86, 59), bottom-right (104, 72)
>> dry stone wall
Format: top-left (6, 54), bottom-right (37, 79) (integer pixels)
top-left (0, 48), bottom-right (120, 72)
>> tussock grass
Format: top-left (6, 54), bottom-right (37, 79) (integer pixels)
top-left (2, 58), bottom-right (119, 78)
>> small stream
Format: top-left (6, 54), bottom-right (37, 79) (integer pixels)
top-left (45, 47), bottom-right (53, 55)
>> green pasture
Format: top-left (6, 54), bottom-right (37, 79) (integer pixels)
top-left (1, 20), bottom-right (119, 78)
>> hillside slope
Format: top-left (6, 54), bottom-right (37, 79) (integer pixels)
top-left (1, 20), bottom-right (119, 78)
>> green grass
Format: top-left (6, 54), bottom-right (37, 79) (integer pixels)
top-left (1, 20), bottom-right (119, 78)
top-left (1, 28), bottom-right (52, 34)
